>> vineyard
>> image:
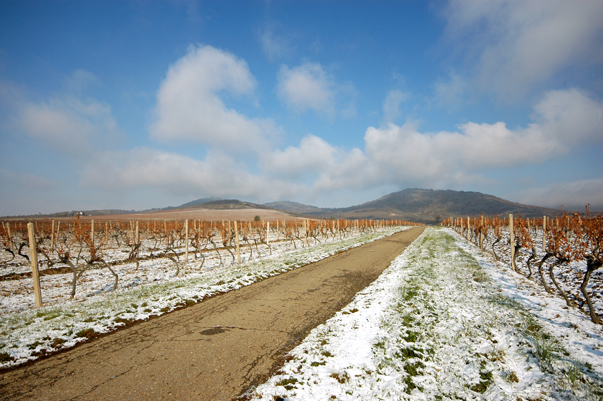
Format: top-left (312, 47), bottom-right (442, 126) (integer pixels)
top-left (441, 212), bottom-right (603, 325)
top-left (0, 216), bottom-right (419, 369)
top-left (0, 217), bottom-right (418, 314)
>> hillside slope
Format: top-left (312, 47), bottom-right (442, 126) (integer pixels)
top-left (270, 189), bottom-right (562, 224)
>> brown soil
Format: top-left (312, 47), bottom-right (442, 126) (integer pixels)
top-left (0, 266), bottom-right (72, 281)
top-left (0, 227), bottom-right (425, 401)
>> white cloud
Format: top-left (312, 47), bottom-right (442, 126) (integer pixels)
top-left (364, 88), bottom-right (603, 185)
top-left (260, 133), bottom-right (372, 192)
top-left (277, 62), bottom-right (336, 117)
top-left (0, 76), bottom-right (121, 157)
top-left (14, 97), bottom-right (120, 155)
top-left (257, 87), bottom-right (603, 199)
top-left (261, 134), bottom-right (338, 179)
top-left (383, 90), bottom-right (409, 123)
top-left (150, 44), bottom-right (278, 152)
top-left (311, 148), bottom-right (371, 192)
top-left (443, 0), bottom-right (603, 99)
top-left (532, 88), bottom-right (603, 145)
top-left (81, 147), bottom-right (304, 202)
top-left (519, 179), bottom-right (603, 211)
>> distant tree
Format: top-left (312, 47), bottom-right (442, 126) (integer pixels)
top-left (254, 215), bottom-right (261, 222)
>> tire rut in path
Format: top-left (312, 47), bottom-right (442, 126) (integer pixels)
top-left (0, 227), bottom-right (425, 401)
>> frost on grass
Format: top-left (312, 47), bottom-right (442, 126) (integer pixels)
top-left (251, 228), bottom-right (603, 401)
top-left (0, 228), bottom-right (405, 369)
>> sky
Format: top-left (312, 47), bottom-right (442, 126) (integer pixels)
top-left (1, 0), bottom-right (602, 216)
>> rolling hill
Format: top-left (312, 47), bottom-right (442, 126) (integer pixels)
top-left (266, 189), bottom-right (562, 224)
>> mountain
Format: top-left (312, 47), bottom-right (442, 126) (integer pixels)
top-left (268, 189), bottom-right (562, 224)
top-left (178, 197), bottom-right (222, 208)
top-left (263, 201), bottom-right (325, 215)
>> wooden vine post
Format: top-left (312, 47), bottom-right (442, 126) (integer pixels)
top-left (51, 220), bottom-right (55, 249)
top-left (185, 219), bottom-right (189, 263)
top-left (234, 221), bottom-right (241, 264)
top-left (509, 214), bottom-right (516, 272)
top-left (304, 220), bottom-right (309, 246)
top-left (164, 220), bottom-right (167, 242)
top-left (27, 223), bottom-right (43, 308)
top-left (6, 222), bottom-right (11, 250)
top-left (266, 222), bottom-right (270, 246)
top-left (91, 219), bottom-right (95, 246)
top-left (542, 215), bottom-right (547, 253)
top-left (480, 215), bottom-right (484, 250)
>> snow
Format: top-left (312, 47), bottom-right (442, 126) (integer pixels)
top-left (0, 227), bottom-right (407, 369)
top-left (249, 228), bottom-right (603, 401)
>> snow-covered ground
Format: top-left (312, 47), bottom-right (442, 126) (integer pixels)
top-left (249, 227), bottom-right (603, 401)
top-left (0, 227), bottom-right (406, 369)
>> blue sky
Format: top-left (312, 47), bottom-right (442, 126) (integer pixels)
top-left (1, 0), bottom-right (602, 216)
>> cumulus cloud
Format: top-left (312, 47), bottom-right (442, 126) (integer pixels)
top-left (261, 87), bottom-right (601, 194)
top-left (277, 62), bottom-right (336, 117)
top-left (532, 88), bottom-right (603, 145)
top-left (365, 88), bottom-right (603, 184)
top-left (84, 87), bottom-right (602, 204)
top-left (150, 44), bottom-right (278, 152)
top-left (261, 134), bottom-right (338, 179)
top-left (443, 0), bottom-right (603, 99)
top-left (81, 147), bottom-right (304, 201)
top-left (311, 148), bottom-right (371, 192)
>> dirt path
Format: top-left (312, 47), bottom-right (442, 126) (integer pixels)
top-left (0, 227), bottom-right (425, 401)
